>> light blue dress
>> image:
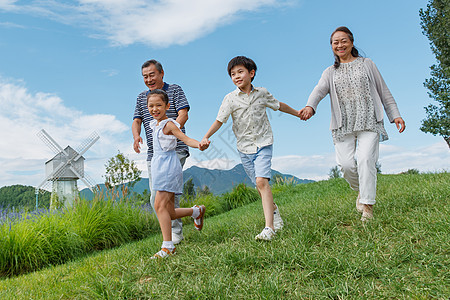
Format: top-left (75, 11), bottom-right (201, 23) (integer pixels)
top-left (150, 118), bottom-right (183, 194)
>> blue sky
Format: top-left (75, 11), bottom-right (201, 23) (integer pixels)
top-left (0, 0), bottom-right (448, 189)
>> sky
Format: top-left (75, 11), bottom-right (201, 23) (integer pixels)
top-left (0, 0), bottom-right (449, 190)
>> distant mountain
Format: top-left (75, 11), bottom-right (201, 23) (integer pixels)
top-left (80, 164), bottom-right (313, 199)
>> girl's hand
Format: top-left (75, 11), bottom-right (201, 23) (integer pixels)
top-left (299, 106), bottom-right (314, 120)
top-left (394, 117), bottom-right (406, 133)
top-left (199, 138), bottom-right (210, 151)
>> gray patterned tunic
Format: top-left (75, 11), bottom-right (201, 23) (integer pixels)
top-left (332, 57), bottom-right (388, 143)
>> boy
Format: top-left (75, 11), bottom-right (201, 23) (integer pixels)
top-left (200, 56), bottom-right (300, 241)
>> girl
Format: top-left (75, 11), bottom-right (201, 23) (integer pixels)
top-left (299, 26), bottom-right (406, 221)
top-left (147, 89), bottom-right (209, 258)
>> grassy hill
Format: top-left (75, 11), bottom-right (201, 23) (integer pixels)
top-left (1, 172), bottom-right (448, 298)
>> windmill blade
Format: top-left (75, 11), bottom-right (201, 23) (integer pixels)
top-left (37, 129), bottom-right (68, 156)
top-left (74, 132), bottom-right (100, 161)
top-left (69, 165), bottom-right (96, 192)
top-left (36, 160), bottom-right (68, 189)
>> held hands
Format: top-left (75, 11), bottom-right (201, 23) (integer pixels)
top-left (199, 138), bottom-right (211, 151)
top-left (299, 106), bottom-right (314, 121)
top-left (394, 117), bottom-right (406, 133)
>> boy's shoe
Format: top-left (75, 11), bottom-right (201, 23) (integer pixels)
top-left (255, 227), bottom-right (275, 241)
top-left (172, 233), bottom-right (184, 245)
top-left (150, 247), bottom-right (175, 259)
top-left (273, 204), bottom-right (284, 232)
top-left (356, 193), bottom-right (364, 213)
top-left (361, 204), bottom-right (373, 222)
top-left (194, 205), bottom-right (205, 231)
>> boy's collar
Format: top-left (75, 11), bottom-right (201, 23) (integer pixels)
top-left (237, 85), bottom-right (256, 94)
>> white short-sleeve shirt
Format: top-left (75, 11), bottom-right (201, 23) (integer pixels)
top-left (216, 87), bottom-right (280, 154)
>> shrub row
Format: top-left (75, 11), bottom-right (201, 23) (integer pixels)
top-left (0, 196), bottom-right (158, 277)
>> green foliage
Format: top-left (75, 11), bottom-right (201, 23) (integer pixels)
top-left (1, 172), bottom-right (448, 298)
top-left (401, 168), bottom-right (420, 175)
top-left (0, 195), bottom-right (157, 277)
top-left (195, 185), bottom-right (211, 197)
top-left (104, 152), bottom-right (142, 199)
top-left (0, 185), bottom-right (50, 210)
top-left (419, 0), bottom-right (450, 147)
top-left (328, 165), bottom-right (342, 179)
top-left (222, 183), bottom-right (259, 210)
top-left (182, 177), bottom-right (196, 201)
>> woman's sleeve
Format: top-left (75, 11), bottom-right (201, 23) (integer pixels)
top-left (305, 68), bottom-right (331, 113)
top-left (367, 59), bottom-right (401, 122)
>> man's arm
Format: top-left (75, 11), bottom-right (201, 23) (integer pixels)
top-left (132, 118), bottom-right (143, 153)
top-left (175, 108), bottom-right (189, 128)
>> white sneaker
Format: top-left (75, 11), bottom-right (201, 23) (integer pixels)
top-left (255, 227), bottom-right (275, 241)
top-left (172, 233), bottom-right (184, 245)
top-left (273, 204), bottom-right (284, 232)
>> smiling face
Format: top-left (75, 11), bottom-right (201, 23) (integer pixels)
top-left (147, 94), bottom-right (169, 122)
top-left (230, 65), bottom-right (255, 93)
top-left (331, 31), bottom-right (354, 62)
top-left (142, 64), bottom-right (164, 90)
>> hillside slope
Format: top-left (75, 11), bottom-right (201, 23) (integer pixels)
top-left (1, 173), bottom-right (448, 298)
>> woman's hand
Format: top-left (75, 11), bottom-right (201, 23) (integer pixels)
top-left (299, 106), bottom-right (314, 121)
top-left (394, 117), bottom-right (406, 133)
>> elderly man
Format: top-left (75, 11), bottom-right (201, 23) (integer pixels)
top-left (132, 59), bottom-right (190, 244)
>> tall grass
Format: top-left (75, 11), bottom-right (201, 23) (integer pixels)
top-left (0, 173), bottom-right (448, 298)
top-left (0, 195), bottom-right (158, 277)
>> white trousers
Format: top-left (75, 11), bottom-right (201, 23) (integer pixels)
top-left (335, 131), bottom-right (379, 205)
top-left (147, 151), bottom-right (188, 236)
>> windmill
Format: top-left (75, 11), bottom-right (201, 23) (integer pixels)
top-left (35, 129), bottom-right (100, 209)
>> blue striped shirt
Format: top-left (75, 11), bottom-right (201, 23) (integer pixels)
top-left (133, 83), bottom-right (190, 161)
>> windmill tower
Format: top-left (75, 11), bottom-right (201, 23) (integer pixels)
top-left (36, 129), bottom-right (100, 209)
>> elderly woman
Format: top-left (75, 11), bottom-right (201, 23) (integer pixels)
top-left (299, 26), bottom-right (406, 221)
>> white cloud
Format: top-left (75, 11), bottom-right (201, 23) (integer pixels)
top-left (0, 77), bottom-right (129, 189)
top-left (0, 0), bottom-right (291, 47)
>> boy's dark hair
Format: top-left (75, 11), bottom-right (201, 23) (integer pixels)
top-left (227, 56), bottom-right (257, 81)
top-left (147, 89), bottom-right (169, 105)
top-left (142, 59), bottom-right (164, 73)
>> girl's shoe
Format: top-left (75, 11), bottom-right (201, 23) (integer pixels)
top-left (194, 205), bottom-right (205, 231)
top-left (151, 247), bottom-right (175, 259)
top-left (255, 227), bottom-right (275, 241)
top-left (361, 204), bottom-right (373, 222)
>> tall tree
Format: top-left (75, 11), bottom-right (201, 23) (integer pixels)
top-left (104, 152), bottom-right (142, 199)
top-left (419, 0), bottom-right (450, 148)
top-left (182, 177), bottom-right (196, 200)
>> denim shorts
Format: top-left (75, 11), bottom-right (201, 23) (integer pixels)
top-left (238, 145), bottom-right (273, 185)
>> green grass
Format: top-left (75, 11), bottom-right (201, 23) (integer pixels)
top-left (0, 173), bottom-right (448, 299)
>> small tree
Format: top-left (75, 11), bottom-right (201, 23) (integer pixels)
top-left (419, 0), bottom-right (450, 148)
top-left (104, 152), bottom-right (142, 199)
top-left (329, 166), bottom-right (342, 179)
top-left (376, 162), bottom-right (382, 174)
top-left (182, 177), bottom-right (196, 200)
top-left (196, 185), bottom-right (212, 197)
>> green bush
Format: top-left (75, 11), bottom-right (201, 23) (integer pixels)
top-left (222, 183), bottom-right (260, 210)
top-left (0, 196), bottom-right (157, 277)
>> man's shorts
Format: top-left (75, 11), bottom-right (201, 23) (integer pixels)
top-left (238, 145), bottom-right (273, 185)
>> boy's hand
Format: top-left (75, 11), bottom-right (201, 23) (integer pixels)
top-left (299, 106), bottom-right (314, 121)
